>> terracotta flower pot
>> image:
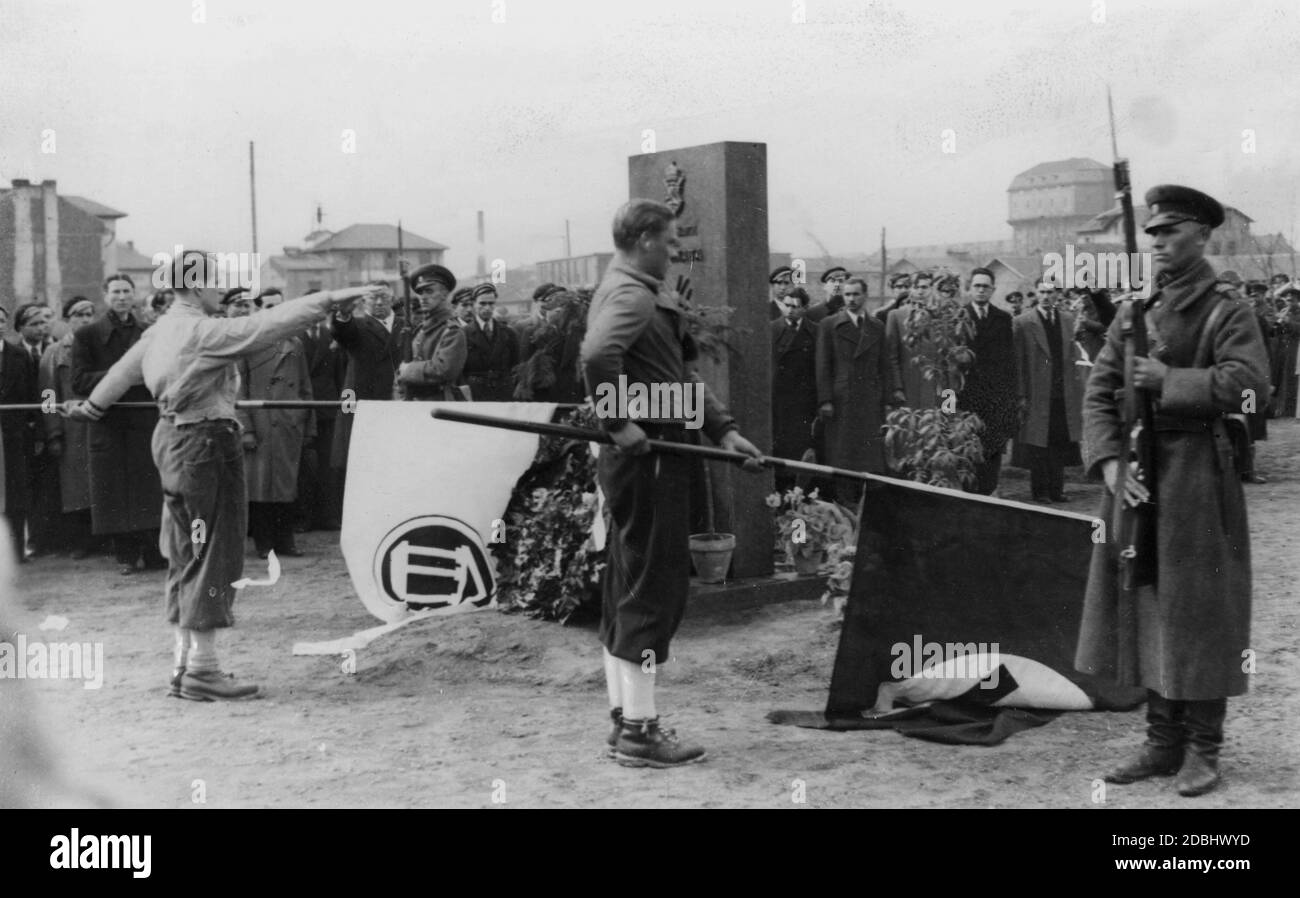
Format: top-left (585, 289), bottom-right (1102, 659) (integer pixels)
top-left (689, 532), bottom-right (736, 583)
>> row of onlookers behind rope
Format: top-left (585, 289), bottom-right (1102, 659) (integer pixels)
top-left (766, 266), bottom-right (1299, 501)
top-left (0, 271), bottom-right (587, 569)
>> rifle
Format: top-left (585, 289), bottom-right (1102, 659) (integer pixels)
top-left (1108, 87), bottom-right (1158, 590)
top-left (398, 220), bottom-right (413, 328)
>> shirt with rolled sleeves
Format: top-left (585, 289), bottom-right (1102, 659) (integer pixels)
top-left (83, 293), bottom-right (339, 426)
top-left (580, 259), bottom-right (736, 442)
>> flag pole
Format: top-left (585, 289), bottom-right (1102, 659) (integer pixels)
top-left (428, 408), bottom-right (1098, 519)
top-left (0, 400), bottom-right (366, 412)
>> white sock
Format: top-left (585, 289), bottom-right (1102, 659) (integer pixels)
top-left (173, 627), bottom-right (190, 670)
top-left (187, 630), bottom-right (218, 675)
top-left (603, 648), bottom-right (623, 711)
top-left (618, 658), bottom-right (656, 721)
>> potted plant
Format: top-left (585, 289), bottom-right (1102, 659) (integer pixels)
top-left (766, 486), bottom-right (858, 575)
top-left (690, 459), bottom-right (735, 583)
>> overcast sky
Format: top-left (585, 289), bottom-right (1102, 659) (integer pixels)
top-left (3, 0), bottom-right (1298, 273)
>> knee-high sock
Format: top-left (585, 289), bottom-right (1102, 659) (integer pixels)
top-left (602, 648), bottom-right (622, 710)
top-left (618, 658), bottom-right (656, 720)
top-left (187, 629), bottom-right (218, 675)
top-left (173, 627), bottom-right (190, 670)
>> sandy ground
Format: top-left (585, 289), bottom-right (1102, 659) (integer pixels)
top-left (8, 421), bottom-right (1299, 809)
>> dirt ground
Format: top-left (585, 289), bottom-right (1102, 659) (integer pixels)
top-left (9, 421), bottom-right (1300, 809)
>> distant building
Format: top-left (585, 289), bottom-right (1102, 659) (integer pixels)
top-left (845, 157), bottom-right (1297, 308)
top-left (262, 223), bottom-right (448, 297)
top-left (535, 253), bottom-right (613, 292)
top-left (0, 179), bottom-right (108, 317)
top-left (1007, 158), bottom-right (1115, 256)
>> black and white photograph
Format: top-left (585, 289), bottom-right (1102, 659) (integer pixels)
top-left (1, 0), bottom-right (1295, 845)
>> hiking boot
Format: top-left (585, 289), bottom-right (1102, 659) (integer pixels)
top-left (167, 666), bottom-right (185, 698)
top-left (612, 717), bottom-right (706, 768)
top-left (179, 670), bottom-right (260, 702)
top-left (607, 707), bottom-right (623, 751)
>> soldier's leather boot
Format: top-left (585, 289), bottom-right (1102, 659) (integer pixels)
top-left (612, 717), bottom-right (706, 768)
top-left (1177, 698), bottom-right (1226, 797)
top-left (1105, 690), bottom-right (1184, 784)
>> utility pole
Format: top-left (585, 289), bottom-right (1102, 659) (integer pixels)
top-left (880, 227), bottom-right (887, 299)
top-left (249, 141), bottom-right (258, 254)
top-left (476, 210), bottom-right (486, 280)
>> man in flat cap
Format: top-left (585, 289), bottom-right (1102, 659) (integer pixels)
top-left (1076, 184), bottom-right (1270, 797)
top-left (515, 283), bottom-right (561, 351)
top-left (396, 264), bottom-right (467, 401)
top-left (452, 286), bottom-right (477, 329)
top-left (874, 272), bottom-right (911, 325)
top-left (460, 283), bottom-right (520, 401)
top-left (884, 271), bottom-right (939, 410)
top-left (582, 199), bottom-right (762, 768)
top-left (768, 266), bottom-right (794, 321)
top-left (222, 287), bottom-right (254, 318)
top-left (806, 266), bottom-right (848, 325)
top-left (65, 251), bottom-right (376, 700)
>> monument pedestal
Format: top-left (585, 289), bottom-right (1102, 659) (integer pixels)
top-left (629, 142), bottom-right (773, 578)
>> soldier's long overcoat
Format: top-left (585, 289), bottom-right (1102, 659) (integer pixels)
top-left (1075, 259), bottom-right (1270, 699)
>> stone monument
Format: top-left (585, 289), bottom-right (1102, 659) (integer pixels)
top-left (628, 141), bottom-right (773, 578)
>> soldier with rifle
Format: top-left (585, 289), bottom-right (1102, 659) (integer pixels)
top-left (1076, 183), bottom-right (1270, 797)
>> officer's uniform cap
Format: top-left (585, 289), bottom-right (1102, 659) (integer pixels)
top-left (1143, 184), bottom-right (1225, 232)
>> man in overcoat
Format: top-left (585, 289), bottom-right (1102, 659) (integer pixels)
top-left (329, 281), bottom-right (406, 483)
top-left (884, 271), bottom-right (939, 410)
top-left (0, 306), bottom-right (39, 562)
top-left (815, 277), bottom-right (891, 502)
top-left (957, 267), bottom-right (1018, 495)
top-left (239, 290), bottom-right (314, 558)
top-left (71, 273), bottom-right (166, 574)
top-left (40, 297), bottom-right (98, 557)
top-left (461, 283), bottom-right (520, 401)
top-left (1076, 185), bottom-right (1270, 797)
top-left (771, 286), bottom-right (818, 490)
top-left (1013, 284), bottom-right (1083, 502)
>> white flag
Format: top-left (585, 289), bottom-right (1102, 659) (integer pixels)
top-left (340, 401), bottom-right (558, 622)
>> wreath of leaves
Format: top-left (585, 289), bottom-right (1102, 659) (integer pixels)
top-left (490, 406), bottom-right (605, 623)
